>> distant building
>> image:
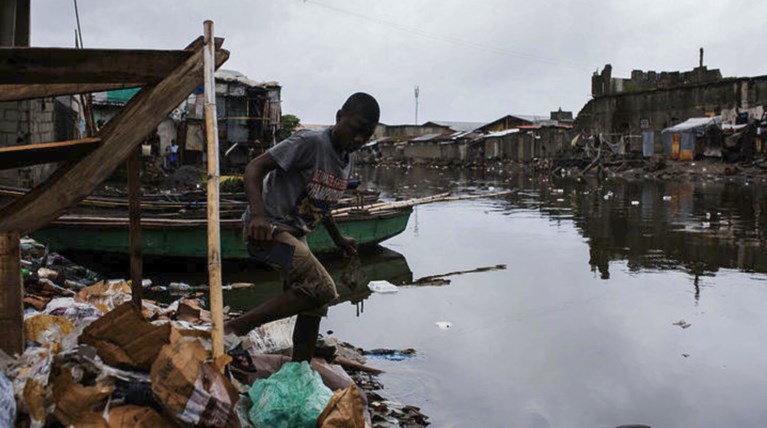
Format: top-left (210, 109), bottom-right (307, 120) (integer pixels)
top-left (92, 69), bottom-right (282, 172)
top-left (576, 53), bottom-right (767, 148)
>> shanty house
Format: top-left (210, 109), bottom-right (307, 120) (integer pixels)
top-left (661, 116), bottom-right (722, 160)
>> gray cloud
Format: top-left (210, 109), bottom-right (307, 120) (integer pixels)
top-left (30, 0), bottom-right (767, 124)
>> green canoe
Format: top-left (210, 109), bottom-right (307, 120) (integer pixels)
top-left (31, 208), bottom-right (412, 260)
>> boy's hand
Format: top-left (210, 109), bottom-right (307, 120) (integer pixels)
top-left (247, 216), bottom-right (274, 247)
top-left (336, 236), bottom-right (358, 257)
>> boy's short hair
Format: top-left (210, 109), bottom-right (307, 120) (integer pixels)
top-left (340, 92), bottom-right (380, 123)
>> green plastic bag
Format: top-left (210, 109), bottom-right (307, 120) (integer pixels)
top-left (248, 361), bottom-right (333, 428)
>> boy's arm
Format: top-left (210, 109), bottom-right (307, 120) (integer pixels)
top-left (322, 215), bottom-right (358, 257)
top-left (244, 152), bottom-right (278, 244)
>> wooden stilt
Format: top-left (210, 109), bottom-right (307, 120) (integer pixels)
top-left (0, 231), bottom-right (23, 356)
top-left (204, 20), bottom-right (225, 361)
top-left (127, 149), bottom-right (142, 308)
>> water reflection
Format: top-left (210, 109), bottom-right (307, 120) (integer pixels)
top-left (69, 245), bottom-right (413, 311)
top-left (364, 165), bottom-right (767, 282)
top-left (530, 177), bottom-right (767, 280)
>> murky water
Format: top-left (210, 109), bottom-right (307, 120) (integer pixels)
top-left (323, 166), bottom-right (767, 428)
top-left (83, 165), bottom-right (767, 427)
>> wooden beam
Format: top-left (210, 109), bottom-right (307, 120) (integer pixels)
top-left (0, 39), bottom-right (229, 233)
top-left (0, 82), bottom-right (143, 102)
top-left (127, 150), bottom-right (142, 308)
top-left (0, 137), bottom-right (100, 170)
top-left (0, 231), bottom-right (23, 356)
top-left (0, 47), bottom-right (193, 84)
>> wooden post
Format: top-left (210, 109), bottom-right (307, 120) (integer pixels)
top-left (204, 20), bottom-right (224, 361)
top-left (0, 231), bottom-right (23, 356)
top-left (127, 148), bottom-right (142, 308)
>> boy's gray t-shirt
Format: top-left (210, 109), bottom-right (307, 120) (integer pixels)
top-left (244, 128), bottom-right (353, 234)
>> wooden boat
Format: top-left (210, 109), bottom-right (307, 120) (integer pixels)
top-left (31, 207), bottom-right (412, 260)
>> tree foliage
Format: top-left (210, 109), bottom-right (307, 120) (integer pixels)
top-left (277, 114), bottom-right (301, 141)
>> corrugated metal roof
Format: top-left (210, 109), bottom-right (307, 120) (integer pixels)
top-left (411, 132), bottom-right (446, 142)
top-left (485, 129), bottom-right (520, 138)
top-left (215, 69), bottom-right (280, 88)
top-left (663, 116), bottom-right (721, 133)
top-left (426, 121), bottom-right (485, 132)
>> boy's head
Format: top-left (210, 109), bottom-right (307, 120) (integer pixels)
top-left (333, 92), bottom-right (380, 152)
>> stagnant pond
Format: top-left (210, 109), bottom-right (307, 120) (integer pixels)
top-left (93, 165), bottom-right (767, 427)
top-left (328, 166), bottom-right (767, 428)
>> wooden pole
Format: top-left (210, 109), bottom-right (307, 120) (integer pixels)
top-left (127, 148), bottom-right (142, 308)
top-left (203, 20), bottom-right (224, 361)
top-left (0, 231), bottom-right (23, 356)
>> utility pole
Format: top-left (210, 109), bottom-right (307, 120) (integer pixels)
top-left (414, 85), bottom-right (420, 125)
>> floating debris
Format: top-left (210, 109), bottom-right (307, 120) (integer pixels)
top-left (367, 280), bottom-right (399, 294)
top-left (436, 321), bottom-right (452, 330)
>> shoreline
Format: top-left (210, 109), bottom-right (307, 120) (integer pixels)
top-left (3, 238), bottom-right (429, 427)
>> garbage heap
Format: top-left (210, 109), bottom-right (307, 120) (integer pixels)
top-left (0, 239), bottom-right (429, 427)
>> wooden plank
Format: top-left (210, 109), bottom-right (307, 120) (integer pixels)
top-left (0, 231), bottom-right (23, 356)
top-left (0, 47), bottom-right (193, 84)
top-left (127, 150), bottom-right (142, 308)
top-left (204, 21), bottom-right (225, 363)
top-left (0, 137), bottom-right (100, 170)
top-left (0, 39), bottom-right (230, 233)
top-left (0, 82), bottom-right (142, 102)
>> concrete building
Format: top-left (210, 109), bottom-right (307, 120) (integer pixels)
top-left (577, 58), bottom-right (767, 146)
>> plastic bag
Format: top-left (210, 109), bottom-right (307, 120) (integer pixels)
top-left (0, 372), bottom-right (16, 428)
top-left (248, 361), bottom-right (333, 428)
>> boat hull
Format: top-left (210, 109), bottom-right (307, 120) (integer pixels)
top-left (31, 208), bottom-right (412, 260)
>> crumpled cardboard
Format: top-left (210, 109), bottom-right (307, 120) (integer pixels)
top-left (150, 329), bottom-right (240, 427)
top-left (107, 405), bottom-right (175, 428)
top-left (79, 302), bottom-right (170, 370)
top-left (317, 385), bottom-right (366, 428)
top-left (76, 280), bottom-right (132, 313)
top-left (52, 367), bottom-right (114, 428)
top-left (24, 294), bottom-right (51, 311)
top-left (25, 314), bottom-right (75, 347)
top-left (176, 298), bottom-right (211, 324)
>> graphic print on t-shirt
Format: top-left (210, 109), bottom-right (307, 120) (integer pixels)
top-left (292, 168), bottom-right (348, 229)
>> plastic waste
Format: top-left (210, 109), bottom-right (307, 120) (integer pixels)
top-left (367, 280), bottom-right (398, 294)
top-left (248, 361), bottom-right (333, 428)
top-left (365, 348), bottom-right (416, 362)
top-left (168, 282), bottom-right (192, 291)
top-left (435, 321), bottom-right (452, 329)
top-left (0, 372), bottom-right (16, 428)
top-left (241, 316), bottom-right (296, 355)
top-left (44, 297), bottom-right (103, 331)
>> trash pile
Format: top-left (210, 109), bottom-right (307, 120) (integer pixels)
top-left (1, 238), bottom-right (430, 427)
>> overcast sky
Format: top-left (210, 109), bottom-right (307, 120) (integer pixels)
top-left (31, 0), bottom-right (767, 125)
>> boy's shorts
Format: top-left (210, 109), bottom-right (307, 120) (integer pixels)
top-left (247, 230), bottom-right (339, 317)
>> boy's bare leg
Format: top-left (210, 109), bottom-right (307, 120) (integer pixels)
top-left (224, 288), bottom-right (316, 336)
top-left (292, 314), bottom-right (321, 362)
